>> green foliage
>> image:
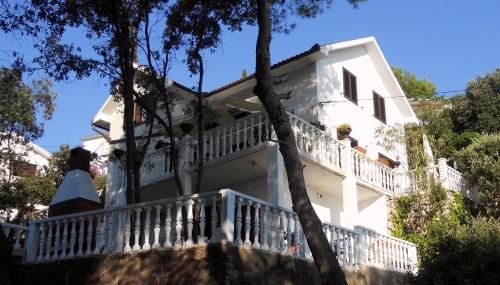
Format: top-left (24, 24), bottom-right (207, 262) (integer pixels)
top-left (392, 67), bottom-right (437, 100)
top-left (403, 123), bottom-right (428, 170)
top-left (412, 217), bottom-right (500, 285)
top-left (455, 134), bottom-right (500, 218)
top-left (0, 145), bottom-right (69, 223)
top-left (450, 69), bottom-right (500, 134)
top-left (0, 66), bottom-right (57, 165)
top-left (392, 183), bottom-right (499, 284)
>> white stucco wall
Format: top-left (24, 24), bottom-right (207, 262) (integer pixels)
top-left (316, 45), bottom-right (410, 165)
top-left (357, 194), bottom-right (388, 235)
top-left (282, 178), bottom-right (343, 226)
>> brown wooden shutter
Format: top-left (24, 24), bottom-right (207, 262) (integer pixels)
top-left (380, 96), bottom-right (386, 123)
top-left (373, 92), bottom-right (380, 118)
top-left (351, 74), bottom-right (357, 103)
top-left (343, 68), bottom-right (350, 99)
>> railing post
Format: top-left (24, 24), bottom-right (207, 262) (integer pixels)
top-left (180, 135), bottom-right (193, 195)
top-left (340, 139), bottom-right (358, 229)
top-left (340, 139), bottom-right (352, 174)
top-left (111, 209), bottom-right (124, 253)
top-left (438, 158), bottom-right (448, 189)
top-left (220, 190), bottom-right (235, 243)
top-left (354, 226), bottom-right (363, 267)
top-left (25, 223), bottom-right (40, 262)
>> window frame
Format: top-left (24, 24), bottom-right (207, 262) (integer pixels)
top-left (373, 91), bottom-right (387, 124)
top-left (342, 68), bottom-right (358, 105)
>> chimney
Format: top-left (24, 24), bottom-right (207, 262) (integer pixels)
top-left (48, 147), bottom-right (102, 217)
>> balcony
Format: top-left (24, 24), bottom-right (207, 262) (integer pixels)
top-left (14, 189), bottom-right (417, 273)
top-left (139, 112), bottom-right (398, 195)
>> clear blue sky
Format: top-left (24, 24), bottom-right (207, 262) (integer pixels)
top-left (1, 0), bottom-right (499, 152)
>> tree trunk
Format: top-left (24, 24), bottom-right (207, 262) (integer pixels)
top-left (194, 53), bottom-right (204, 194)
top-left (253, 1), bottom-right (347, 284)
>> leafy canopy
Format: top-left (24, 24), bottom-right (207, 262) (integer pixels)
top-left (392, 66), bottom-right (437, 100)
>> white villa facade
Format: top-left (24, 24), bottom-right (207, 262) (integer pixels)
top-left (0, 141), bottom-right (51, 222)
top-left (2, 37), bottom-right (477, 275)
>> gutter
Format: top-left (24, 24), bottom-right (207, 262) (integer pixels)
top-left (92, 123), bottom-right (112, 143)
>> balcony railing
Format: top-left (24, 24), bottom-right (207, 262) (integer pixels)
top-left (289, 113), bottom-right (343, 171)
top-left (438, 160), bottom-right (479, 202)
top-left (22, 189), bottom-right (417, 272)
top-left (140, 112), bottom-right (396, 193)
top-left (351, 149), bottom-right (395, 194)
top-left (1, 222), bottom-right (29, 256)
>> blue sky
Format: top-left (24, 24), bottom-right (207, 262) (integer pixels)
top-left (1, 0), bottom-right (499, 152)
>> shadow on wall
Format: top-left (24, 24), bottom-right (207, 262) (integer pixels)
top-left (14, 244), bottom-right (409, 285)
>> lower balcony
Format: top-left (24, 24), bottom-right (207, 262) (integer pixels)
top-left (10, 189), bottom-right (417, 274)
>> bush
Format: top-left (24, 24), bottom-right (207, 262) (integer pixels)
top-left (455, 133), bottom-right (500, 217)
top-left (412, 217), bottom-right (500, 285)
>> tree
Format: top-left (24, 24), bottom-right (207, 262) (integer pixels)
top-left (251, 0), bottom-right (364, 283)
top-left (392, 66), bottom-right (437, 100)
top-left (450, 69), bottom-right (500, 134)
top-left (0, 65), bottom-right (57, 223)
top-left (3, 0), bottom-right (168, 203)
top-left (455, 134), bottom-right (500, 218)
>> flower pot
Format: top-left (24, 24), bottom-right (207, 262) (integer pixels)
top-left (180, 123), bottom-right (194, 134)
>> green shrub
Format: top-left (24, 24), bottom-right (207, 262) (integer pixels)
top-left (412, 217), bottom-right (500, 285)
top-left (455, 133), bottom-right (500, 218)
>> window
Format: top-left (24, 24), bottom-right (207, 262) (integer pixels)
top-left (343, 68), bottom-right (358, 104)
top-left (11, 160), bottom-right (37, 177)
top-left (373, 91), bottom-right (386, 123)
top-left (134, 102), bottom-right (145, 125)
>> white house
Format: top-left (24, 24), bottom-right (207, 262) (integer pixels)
top-left (7, 37), bottom-right (475, 275)
top-left (0, 140), bottom-right (52, 222)
top-left (93, 37), bottom-right (415, 232)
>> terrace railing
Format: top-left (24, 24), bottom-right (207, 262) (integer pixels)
top-left (1, 222), bottom-right (29, 256)
top-left (21, 189), bottom-right (417, 272)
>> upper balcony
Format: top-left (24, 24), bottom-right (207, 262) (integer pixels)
top-left (138, 111), bottom-right (399, 196)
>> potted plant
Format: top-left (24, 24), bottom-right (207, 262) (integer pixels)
top-left (310, 121), bottom-right (327, 131)
top-left (180, 123), bottom-right (194, 135)
top-left (337, 123), bottom-right (352, 140)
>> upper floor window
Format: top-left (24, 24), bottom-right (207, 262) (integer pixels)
top-left (134, 102), bottom-right (145, 125)
top-left (343, 68), bottom-right (358, 104)
top-left (373, 91), bottom-right (386, 123)
top-left (11, 160), bottom-right (37, 177)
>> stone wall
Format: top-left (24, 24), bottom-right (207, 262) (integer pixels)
top-left (13, 244), bottom-right (408, 285)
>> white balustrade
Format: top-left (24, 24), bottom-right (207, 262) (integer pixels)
top-left (288, 113), bottom-right (343, 171)
top-left (354, 226), bottom-right (417, 272)
top-left (20, 189), bottom-right (418, 273)
top-left (436, 160), bottom-right (479, 203)
top-left (1, 222), bottom-right (28, 256)
top-left (351, 149), bottom-right (396, 194)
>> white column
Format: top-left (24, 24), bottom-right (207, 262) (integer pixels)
top-left (437, 158), bottom-right (448, 189)
top-left (220, 190), bottom-right (235, 243)
top-left (105, 158), bottom-right (127, 208)
top-left (340, 139), bottom-right (358, 229)
top-left (266, 142), bottom-right (285, 207)
top-left (25, 223), bottom-right (40, 262)
top-left (180, 136), bottom-right (192, 195)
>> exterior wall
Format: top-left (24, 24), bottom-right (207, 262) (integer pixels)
top-left (282, 179), bottom-right (343, 226)
top-left (82, 135), bottom-right (109, 158)
top-left (225, 176), bottom-right (267, 201)
top-left (277, 62), bottom-right (318, 123)
top-left (357, 193), bottom-right (389, 235)
top-left (109, 101), bottom-right (124, 140)
top-left (316, 45), bottom-right (409, 166)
